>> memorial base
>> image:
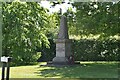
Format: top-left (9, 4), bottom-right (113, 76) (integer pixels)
top-left (52, 57), bottom-right (69, 65)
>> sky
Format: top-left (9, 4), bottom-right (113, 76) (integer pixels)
top-left (40, 1), bottom-right (76, 14)
top-left (40, 1), bottom-right (118, 14)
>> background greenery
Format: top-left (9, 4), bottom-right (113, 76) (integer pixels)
top-left (2, 2), bottom-right (58, 65)
top-left (2, 1), bottom-right (119, 66)
top-left (0, 2), bottom-right (2, 66)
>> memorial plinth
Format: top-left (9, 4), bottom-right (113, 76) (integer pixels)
top-left (53, 39), bottom-right (72, 64)
top-left (52, 15), bottom-right (73, 65)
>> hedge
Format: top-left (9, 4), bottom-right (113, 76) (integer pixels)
top-left (72, 39), bottom-right (119, 61)
top-left (38, 39), bottom-right (119, 61)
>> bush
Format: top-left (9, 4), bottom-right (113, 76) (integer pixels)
top-left (40, 39), bottom-right (119, 61)
top-left (37, 39), bottom-right (56, 62)
top-left (72, 39), bottom-right (119, 61)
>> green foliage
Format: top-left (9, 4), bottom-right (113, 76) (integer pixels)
top-left (37, 39), bottom-right (56, 62)
top-left (67, 2), bottom-right (119, 39)
top-left (72, 39), bottom-right (119, 61)
top-left (2, 2), bottom-right (54, 65)
top-left (45, 12), bottom-right (59, 39)
top-left (50, 2), bottom-right (119, 39)
top-left (37, 39), bottom-right (119, 61)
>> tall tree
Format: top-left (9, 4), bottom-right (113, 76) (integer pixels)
top-left (2, 1), bottom-right (56, 65)
top-left (70, 2), bottom-right (119, 39)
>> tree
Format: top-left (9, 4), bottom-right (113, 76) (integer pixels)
top-left (2, 1), bottom-right (55, 65)
top-left (70, 2), bottom-right (119, 39)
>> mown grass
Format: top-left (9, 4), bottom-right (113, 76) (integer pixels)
top-left (0, 61), bottom-right (119, 79)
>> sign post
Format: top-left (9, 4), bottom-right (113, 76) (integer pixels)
top-left (1, 56), bottom-right (12, 80)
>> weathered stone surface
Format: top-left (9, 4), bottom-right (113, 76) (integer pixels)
top-left (52, 57), bottom-right (68, 64)
top-left (58, 15), bottom-right (69, 39)
top-left (52, 15), bottom-right (74, 65)
top-left (55, 39), bottom-right (72, 57)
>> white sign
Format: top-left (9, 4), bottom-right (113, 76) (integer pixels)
top-left (1, 56), bottom-right (9, 62)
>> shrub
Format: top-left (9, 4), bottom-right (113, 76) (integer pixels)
top-left (40, 39), bottom-right (119, 61)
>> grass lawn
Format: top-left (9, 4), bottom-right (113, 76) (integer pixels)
top-left (0, 61), bottom-right (119, 79)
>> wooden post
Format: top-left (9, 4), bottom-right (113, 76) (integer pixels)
top-left (2, 63), bottom-right (6, 80)
top-left (6, 62), bottom-right (10, 80)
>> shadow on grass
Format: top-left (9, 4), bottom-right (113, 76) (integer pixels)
top-left (34, 62), bottom-right (118, 79)
top-left (10, 62), bottom-right (38, 67)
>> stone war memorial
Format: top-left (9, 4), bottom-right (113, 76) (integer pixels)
top-left (52, 15), bottom-right (74, 65)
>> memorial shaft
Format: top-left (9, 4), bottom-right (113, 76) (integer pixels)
top-left (52, 15), bottom-right (72, 64)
